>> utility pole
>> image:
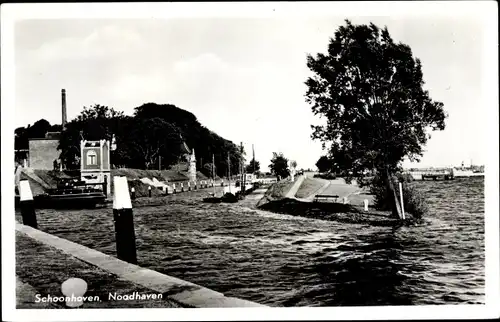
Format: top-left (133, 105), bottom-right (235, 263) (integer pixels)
top-left (212, 154), bottom-right (216, 196)
top-left (227, 153), bottom-right (232, 193)
top-left (240, 142), bottom-right (245, 193)
top-left (252, 144), bottom-right (256, 177)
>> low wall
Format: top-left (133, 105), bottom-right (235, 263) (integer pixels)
top-left (16, 222), bottom-right (266, 308)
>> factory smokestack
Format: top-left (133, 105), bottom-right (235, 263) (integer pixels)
top-left (61, 89), bottom-right (67, 130)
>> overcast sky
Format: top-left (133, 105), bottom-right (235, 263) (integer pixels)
top-left (12, 7), bottom-right (491, 171)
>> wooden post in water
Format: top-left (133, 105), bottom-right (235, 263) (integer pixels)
top-left (173, 183), bottom-right (176, 194)
top-left (130, 187), bottom-right (136, 200)
top-left (148, 186), bottom-right (152, 198)
top-left (19, 180), bottom-right (37, 229)
top-left (399, 182), bottom-right (405, 220)
top-left (112, 176), bottom-right (137, 264)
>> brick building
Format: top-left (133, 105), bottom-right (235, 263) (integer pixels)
top-left (28, 132), bottom-right (61, 170)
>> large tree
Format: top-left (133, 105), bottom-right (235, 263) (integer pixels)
top-left (305, 20), bottom-right (447, 219)
top-left (269, 152), bottom-right (290, 180)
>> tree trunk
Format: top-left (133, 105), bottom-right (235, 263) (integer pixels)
top-left (385, 167), bottom-right (403, 219)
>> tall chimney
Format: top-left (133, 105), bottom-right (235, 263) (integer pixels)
top-left (61, 89), bottom-right (67, 130)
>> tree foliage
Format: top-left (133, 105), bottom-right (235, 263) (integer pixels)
top-left (15, 119), bottom-right (61, 150)
top-left (58, 104), bottom-right (127, 169)
top-left (245, 158), bottom-right (261, 174)
top-left (305, 20), bottom-right (447, 218)
top-left (269, 152), bottom-right (290, 180)
top-left (315, 156), bottom-right (332, 173)
top-left (19, 102), bottom-right (243, 176)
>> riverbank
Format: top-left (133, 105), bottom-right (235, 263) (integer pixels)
top-left (14, 177), bottom-right (485, 306)
top-left (16, 223), bottom-right (264, 308)
top-left (256, 176), bottom-right (408, 226)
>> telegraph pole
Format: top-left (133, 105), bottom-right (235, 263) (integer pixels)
top-left (240, 142), bottom-right (245, 193)
top-left (228, 153), bottom-right (232, 193)
top-left (252, 144), bottom-right (256, 176)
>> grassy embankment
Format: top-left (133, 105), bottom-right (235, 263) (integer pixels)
top-left (258, 177), bottom-right (412, 226)
top-left (255, 180), bottom-right (296, 207)
top-left (18, 168), bottom-right (211, 199)
top-left (294, 177), bottom-right (328, 199)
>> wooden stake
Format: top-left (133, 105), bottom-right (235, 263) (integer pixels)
top-left (399, 182), bottom-right (405, 220)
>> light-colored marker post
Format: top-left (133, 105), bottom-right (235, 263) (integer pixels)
top-left (130, 187), bottom-right (136, 200)
top-left (194, 181), bottom-right (197, 190)
top-left (173, 183), bottom-right (176, 194)
top-left (364, 199), bottom-right (369, 211)
top-left (19, 180), bottom-right (37, 229)
top-left (399, 182), bottom-right (405, 220)
top-left (61, 278), bottom-right (88, 308)
top-left (148, 186), bottom-right (152, 198)
top-left (188, 181), bottom-right (191, 191)
top-left (112, 176), bottom-right (137, 264)
top-left (180, 182), bottom-right (184, 192)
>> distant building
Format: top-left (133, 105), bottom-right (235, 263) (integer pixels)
top-left (80, 139), bottom-right (111, 196)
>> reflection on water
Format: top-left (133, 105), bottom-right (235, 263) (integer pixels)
top-left (29, 177), bottom-right (484, 306)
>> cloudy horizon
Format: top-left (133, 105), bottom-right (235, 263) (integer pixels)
top-left (12, 9), bottom-right (492, 171)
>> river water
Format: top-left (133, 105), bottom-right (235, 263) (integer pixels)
top-left (24, 177), bottom-right (485, 306)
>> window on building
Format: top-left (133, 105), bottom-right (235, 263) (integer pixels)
top-left (87, 150), bottom-right (97, 165)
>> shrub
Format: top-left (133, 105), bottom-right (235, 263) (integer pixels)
top-left (313, 172), bottom-right (337, 180)
top-left (370, 172), bottom-right (428, 219)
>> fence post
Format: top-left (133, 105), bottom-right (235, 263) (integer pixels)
top-left (130, 187), bottom-right (136, 200)
top-left (148, 186), bottom-right (152, 198)
top-left (19, 180), bottom-right (37, 229)
top-left (180, 182), bottom-right (184, 192)
top-left (173, 183), bottom-right (176, 194)
top-left (364, 199), bottom-right (369, 211)
top-left (112, 176), bottom-right (137, 264)
top-left (399, 182), bottom-right (405, 220)
top-left (103, 175), bottom-right (108, 199)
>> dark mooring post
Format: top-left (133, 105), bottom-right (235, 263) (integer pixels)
top-left (112, 176), bottom-right (137, 264)
top-left (19, 180), bottom-right (38, 229)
